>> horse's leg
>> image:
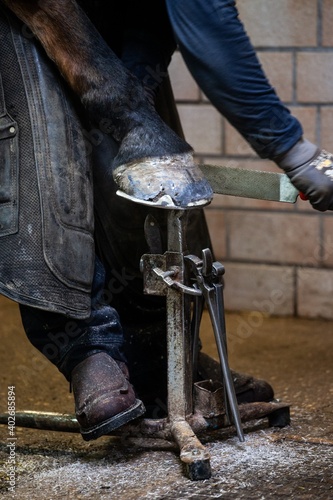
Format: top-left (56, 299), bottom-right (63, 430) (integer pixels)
top-left (1, 0), bottom-right (213, 208)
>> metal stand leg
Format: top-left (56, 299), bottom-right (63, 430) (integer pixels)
top-left (165, 210), bottom-right (211, 479)
top-left (141, 208), bottom-right (244, 478)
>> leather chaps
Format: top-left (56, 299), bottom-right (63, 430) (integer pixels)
top-left (0, 7), bottom-right (94, 318)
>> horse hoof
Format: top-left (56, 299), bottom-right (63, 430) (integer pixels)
top-left (112, 153), bottom-right (213, 209)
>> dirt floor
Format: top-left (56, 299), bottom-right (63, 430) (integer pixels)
top-left (0, 295), bottom-right (332, 499)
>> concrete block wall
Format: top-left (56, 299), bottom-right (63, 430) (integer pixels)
top-left (168, 0), bottom-right (333, 319)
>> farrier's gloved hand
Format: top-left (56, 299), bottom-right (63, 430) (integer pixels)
top-left (276, 138), bottom-right (333, 211)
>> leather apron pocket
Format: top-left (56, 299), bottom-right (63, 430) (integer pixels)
top-left (0, 73), bottom-right (19, 236)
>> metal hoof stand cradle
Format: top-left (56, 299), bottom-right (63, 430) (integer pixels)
top-left (138, 206), bottom-right (290, 480)
top-left (0, 168), bottom-right (295, 481)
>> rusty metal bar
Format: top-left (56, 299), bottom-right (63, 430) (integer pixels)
top-left (165, 210), bottom-right (192, 420)
top-left (171, 420), bottom-right (211, 480)
top-left (164, 210), bottom-right (213, 479)
top-left (0, 401), bottom-right (290, 436)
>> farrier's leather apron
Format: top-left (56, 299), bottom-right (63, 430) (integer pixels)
top-left (0, 8), bottom-right (95, 319)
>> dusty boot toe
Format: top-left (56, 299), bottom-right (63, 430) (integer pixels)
top-left (232, 373), bottom-right (274, 404)
top-left (197, 352), bottom-right (274, 403)
top-left (71, 353), bottom-right (145, 441)
top-left (113, 153), bottom-right (213, 209)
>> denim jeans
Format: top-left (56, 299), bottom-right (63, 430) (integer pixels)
top-left (19, 256), bottom-right (127, 381)
top-left (165, 0), bottom-right (303, 159)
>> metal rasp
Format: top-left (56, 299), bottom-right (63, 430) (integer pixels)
top-left (199, 164), bottom-right (299, 203)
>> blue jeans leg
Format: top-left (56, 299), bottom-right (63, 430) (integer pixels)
top-left (19, 256), bottom-right (127, 381)
top-left (165, 0), bottom-right (303, 159)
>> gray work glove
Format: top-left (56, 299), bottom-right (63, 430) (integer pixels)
top-left (276, 139), bottom-right (333, 211)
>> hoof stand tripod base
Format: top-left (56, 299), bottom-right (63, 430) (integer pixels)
top-left (0, 206), bottom-right (291, 481)
top-left (140, 208), bottom-right (289, 480)
top-left (140, 208), bottom-right (243, 480)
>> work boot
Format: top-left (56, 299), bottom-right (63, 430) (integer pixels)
top-left (197, 352), bottom-right (274, 404)
top-left (71, 352), bottom-right (145, 441)
top-left (121, 318), bottom-right (275, 417)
